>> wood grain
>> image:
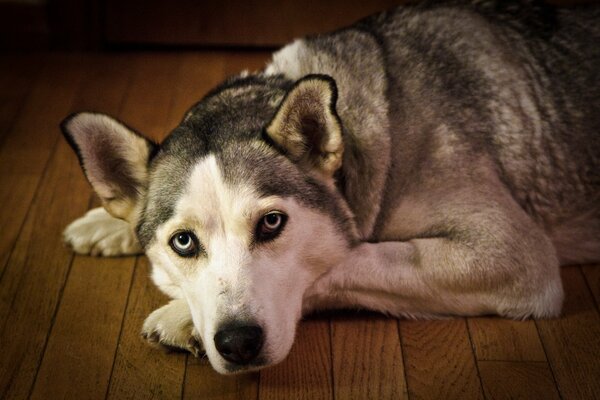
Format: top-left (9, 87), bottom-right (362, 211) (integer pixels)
top-left (166, 52), bottom-right (227, 133)
top-left (221, 52), bottom-right (271, 77)
top-left (331, 315), bottom-right (407, 400)
top-left (184, 359), bottom-right (259, 400)
top-left (0, 54), bottom-right (88, 281)
top-left (0, 55), bottom-right (92, 400)
top-left (30, 256), bottom-right (136, 400)
top-left (400, 319), bottom-right (484, 400)
top-left (259, 319), bottom-right (333, 400)
top-left (478, 361), bottom-right (560, 400)
top-left (0, 54), bottom-right (43, 143)
top-left (536, 266), bottom-right (600, 399)
top-left (28, 54), bottom-right (135, 400)
top-left (107, 257), bottom-right (187, 400)
top-left (0, 135), bottom-right (95, 400)
top-left (468, 318), bottom-right (546, 361)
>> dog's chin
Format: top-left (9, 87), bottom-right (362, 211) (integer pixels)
top-left (216, 357), bottom-right (269, 375)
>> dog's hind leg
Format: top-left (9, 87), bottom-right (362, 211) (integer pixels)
top-left (142, 299), bottom-right (204, 357)
top-left (63, 207), bottom-right (143, 256)
top-left (305, 193), bottom-right (564, 319)
top-left (307, 238), bottom-right (562, 319)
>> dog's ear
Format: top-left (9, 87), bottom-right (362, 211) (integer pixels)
top-left (265, 74), bottom-right (343, 177)
top-left (61, 112), bottom-right (157, 222)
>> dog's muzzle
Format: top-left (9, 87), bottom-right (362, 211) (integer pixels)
top-left (214, 323), bottom-right (264, 365)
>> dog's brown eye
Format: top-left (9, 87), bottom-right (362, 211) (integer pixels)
top-left (170, 231), bottom-right (200, 257)
top-left (256, 212), bottom-right (287, 242)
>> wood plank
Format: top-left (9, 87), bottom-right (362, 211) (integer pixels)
top-left (0, 137), bottom-right (93, 400)
top-left (29, 256), bottom-right (135, 400)
top-left (106, 257), bottom-right (187, 400)
top-left (0, 55), bottom-right (92, 400)
top-left (221, 52), bottom-right (271, 78)
top-left (28, 54), bottom-right (135, 400)
top-left (116, 53), bottom-right (183, 141)
top-left (259, 319), bottom-right (333, 400)
top-left (536, 266), bottom-right (600, 399)
top-left (184, 359), bottom-right (259, 400)
top-left (165, 52), bottom-right (227, 131)
top-left (399, 319), bottom-right (484, 400)
top-left (467, 318), bottom-right (546, 361)
top-left (0, 54), bottom-right (88, 281)
top-left (478, 361), bottom-right (560, 400)
top-left (106, 53), bottom-right (188, 400)
top-left (331, 315), bottom-right (407, 400)
top-left (0, 53), bottom-right (126, 325)
top-left (581, 264), bottom-right (600, 309)
top-left (0, 54), bottom-right (43, 143)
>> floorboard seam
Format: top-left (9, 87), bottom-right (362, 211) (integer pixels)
top-left (396, 319), bottom-right (411, 400)
top-left (533, 319), bottom-right (564, 400)
top-left (103, 255), bottom-right (138, 400)
top-left (180, 354), bottom-right (189, 400)
top-left (25, 250), bottom-right (76, 400)
top-left (465, 318), bottom-right (487, 400)
top-left (0, 132), bottom-right (64, 337)
top-left (329, 318), bottom-right (335, 400)
top-left (580, 265), bottom-right (600, 312)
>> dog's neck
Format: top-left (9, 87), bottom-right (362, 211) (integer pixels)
top-left (265, 37), bottom-right (391, 239)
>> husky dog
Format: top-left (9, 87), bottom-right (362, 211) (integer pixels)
top-left (62, 0), bottom-right (599, 374)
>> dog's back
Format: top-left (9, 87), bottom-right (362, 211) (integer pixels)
top-left (268, 0), bottom-right (599, 264)
top-left (364, 1), bottom-right (599, 263)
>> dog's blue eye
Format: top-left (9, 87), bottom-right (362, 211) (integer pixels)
top-left (257, 212), bottom-right (287, 242)
top-left (170, 231), bottom-right (200, 257)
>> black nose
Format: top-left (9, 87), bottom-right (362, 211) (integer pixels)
top-left (214, 324), bottom-right (264, 364)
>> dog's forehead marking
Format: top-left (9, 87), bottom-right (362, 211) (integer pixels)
top-left (176, 154), bottom-right (258, 239)
top-left (172, 154), bottom-right (282, 258)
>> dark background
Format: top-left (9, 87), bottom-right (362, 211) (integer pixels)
top-left (1, 0), bottom-right (598, 51)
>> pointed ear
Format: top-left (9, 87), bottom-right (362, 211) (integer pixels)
top-left (61, 112), bottom-right (157, 222)
top-left (265, 74), bottom-right (343, 176)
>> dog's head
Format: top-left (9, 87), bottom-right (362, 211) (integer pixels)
top-left (62, 74), bottom-right (358, 373)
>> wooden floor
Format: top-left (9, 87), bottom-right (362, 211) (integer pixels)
top-left (0, 51), bottom-right (598, 400)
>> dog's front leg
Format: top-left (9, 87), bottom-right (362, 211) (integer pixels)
top-left (142, 299), bottom-right (204, 357)
top-left (305, 233), bottom-right (564, 319)
top-left (64, 207), bottom-right (143, 256)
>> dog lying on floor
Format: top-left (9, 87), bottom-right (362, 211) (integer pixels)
top-left (62, 0), bottom-right (599, 374)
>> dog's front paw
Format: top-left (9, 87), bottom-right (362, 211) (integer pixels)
top-left (63, 207), bottom-right (143, 256)
top-left (142, 300), bottom-right (204, 357)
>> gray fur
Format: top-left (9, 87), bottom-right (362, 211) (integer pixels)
top-left (267, 1), bottom-right (599, 262)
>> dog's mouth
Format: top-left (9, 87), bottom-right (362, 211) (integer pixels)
top-left (219, 355), bottom-right (269, 374)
